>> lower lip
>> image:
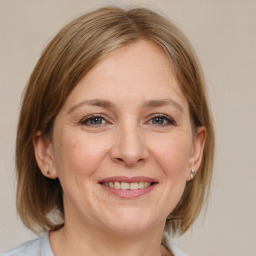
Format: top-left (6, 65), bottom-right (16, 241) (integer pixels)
top-left (100, 183), bottom-right (157, 199)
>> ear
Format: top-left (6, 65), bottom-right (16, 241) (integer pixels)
top-left (187, 126), bottom-right (206, 181)
top-left (33, 131), bottom-right (58, 179)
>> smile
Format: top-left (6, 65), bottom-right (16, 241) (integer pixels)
top-left (102, 181), bottom-right (152, 190)
top-left (98, 176), bottom-right (158, 198)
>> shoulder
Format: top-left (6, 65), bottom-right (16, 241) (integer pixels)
top-left (2, 237), bottom-right (41, 256)
top-left (2, 233), bottom-right (53, 256)
top-left (171, 243), bottom-right (190, 256)
top-left (164, 232), bottom-right (190, 256)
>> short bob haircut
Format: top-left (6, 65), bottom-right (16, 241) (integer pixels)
top-left (16, 6), bottom-right (214, 244)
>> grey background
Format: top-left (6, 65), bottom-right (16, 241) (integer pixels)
top-left (1, 0), bottom-right (255, 255)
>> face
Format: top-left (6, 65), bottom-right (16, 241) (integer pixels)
top-left (35, 40), bottom-right (205, 236)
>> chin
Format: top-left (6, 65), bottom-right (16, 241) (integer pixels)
top-left (100, 208), bottom-right (163, 235)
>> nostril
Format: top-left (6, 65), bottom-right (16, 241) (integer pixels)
top-left (115, 157), bottom-right (145, 164)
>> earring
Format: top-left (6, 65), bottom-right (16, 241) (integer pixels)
top-left (190, 169), bottom-right (196, 180)
top-left (47, 171), bottom-right (51, 176)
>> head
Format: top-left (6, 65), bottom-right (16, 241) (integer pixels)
top-left (16, 6), bottom-right (214, 238)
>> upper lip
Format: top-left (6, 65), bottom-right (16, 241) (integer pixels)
top-left (98, 176), bottom-right (158, 183)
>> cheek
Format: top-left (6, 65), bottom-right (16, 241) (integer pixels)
top-left (151, 137), bottom-right (191, 215)
top-left (51, 132), bottom-right (109, 210)
top-left (52, 131), bottom-right (108, 181)
top-left (149, 133), bottom-right (192, 179)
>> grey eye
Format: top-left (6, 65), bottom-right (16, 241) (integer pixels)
top-left (151, 117), bottom-right (167, 125)
top-left (80, 116), bottom-right (106, 126)
top-left (88, 117), bottom-right (104, 125)
top-left (150, 115), bottom-right (176, 126)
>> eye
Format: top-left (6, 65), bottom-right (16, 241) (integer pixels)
top-left (80, 114), bottom-right (107, 126)
top-left (149, 114), bottom-right (176, 126)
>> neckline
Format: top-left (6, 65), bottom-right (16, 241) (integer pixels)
top-left (40, 232), bottom-right (54, 256)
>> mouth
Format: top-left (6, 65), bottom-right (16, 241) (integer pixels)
top-left (101, 181), bottom-right (153, 190)
top-left (98, 176), bottom-right (158, 199)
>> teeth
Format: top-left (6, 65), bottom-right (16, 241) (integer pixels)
top-left (114, 181), bottom-right (121, 189)
top-left (130, 182), bottom-right (139, 190)
top-left (103, 181), bottom-right (152, 190)
top-left (121, 182), bottom-right (130, 190)
top-left (138, 182), bottom-right (144, 189)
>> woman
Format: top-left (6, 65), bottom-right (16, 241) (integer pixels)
top-left (4, 6), bottom-right (214, 256)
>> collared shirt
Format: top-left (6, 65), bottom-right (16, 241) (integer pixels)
top-left (2, 233), bottom-right (189, 256)
top-left (2, 233), bottom-right (53, 256)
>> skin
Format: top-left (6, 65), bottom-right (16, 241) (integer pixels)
top-left (34, 40), bottom-right (206, 256)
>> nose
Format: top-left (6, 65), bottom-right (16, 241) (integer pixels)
top-left (110, 124), bottom-right (149, 167)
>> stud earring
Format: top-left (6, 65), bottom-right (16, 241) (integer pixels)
top-left (190, 169), bottom-right (196, 180)
top-left (47, 171), bottom-right (51, 176)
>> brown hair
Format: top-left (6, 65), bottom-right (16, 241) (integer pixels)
top-left (16, 5), bottom-right (214, 250)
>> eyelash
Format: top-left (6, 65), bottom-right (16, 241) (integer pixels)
top-left (148, 114), bottom-right (176, 126)
top-left (80, 114), bottom-right (108, 126)
top-left (79, 114), bottom-right (176, 127)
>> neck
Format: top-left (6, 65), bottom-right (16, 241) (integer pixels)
top-left (50, 218), bottom-right (167, 256)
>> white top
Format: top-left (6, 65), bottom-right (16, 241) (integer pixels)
top-left (2, 233), bottom-right (189, 256)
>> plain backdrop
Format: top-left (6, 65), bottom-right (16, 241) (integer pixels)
top-left (0, 0), bottom-right (255, 255)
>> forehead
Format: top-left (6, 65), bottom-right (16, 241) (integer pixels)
top-left (62, 40), bottom-right (188, 111)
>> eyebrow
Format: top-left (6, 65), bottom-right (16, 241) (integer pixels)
top-left (68, 98), bottom-right (184, 114)
top-left (143, 99), bottom-right (184, 112)
top-left (68, 99), bottom-right (115, 114)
